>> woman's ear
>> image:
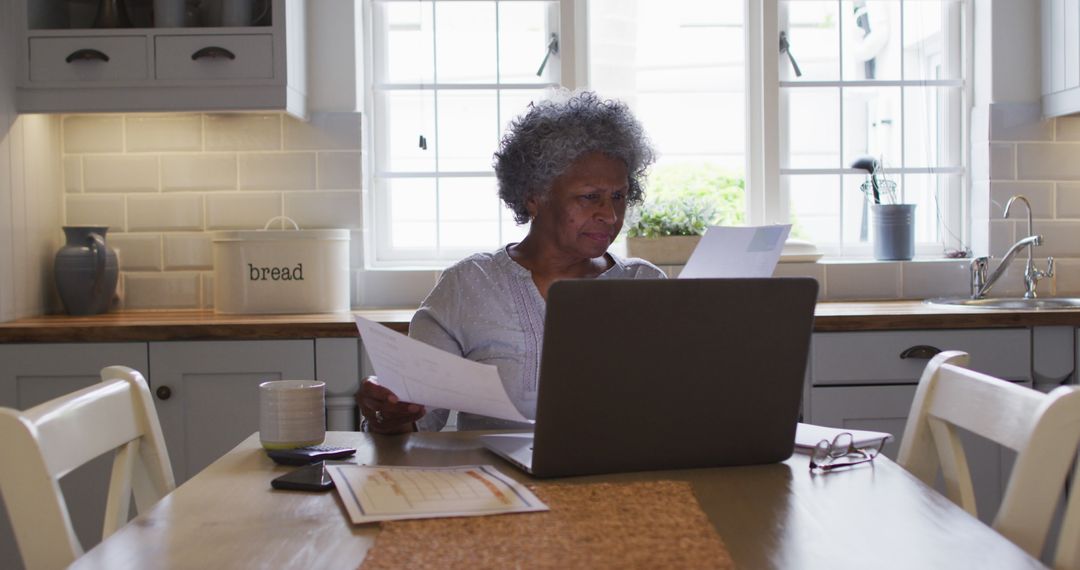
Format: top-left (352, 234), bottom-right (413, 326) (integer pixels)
top-left (525, 195), bottom-right (540, 220)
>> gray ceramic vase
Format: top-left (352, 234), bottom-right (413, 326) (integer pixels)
top-left (54, 226), bottom-right (119, 315)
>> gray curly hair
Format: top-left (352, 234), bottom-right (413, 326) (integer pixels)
top-left (494, 90), bottom-right (656, 224)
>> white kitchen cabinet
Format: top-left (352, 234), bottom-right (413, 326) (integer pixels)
top-left (0, 343), bottom-right (148, 570)
top-left (15, 0), bottom-right (307, 117)
top-left (1042, 0), bottom-right (1080, 117)
top-left (148, 340), bottom-right (315, 483)
top-left (807, 329), bottom-right (1032, 526)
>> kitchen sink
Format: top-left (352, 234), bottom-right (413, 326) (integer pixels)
top-left (924, 297), bottom-right (1080, 311)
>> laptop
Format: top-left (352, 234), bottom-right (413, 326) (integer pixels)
top-left (481, 277), bottom-right (818, 478)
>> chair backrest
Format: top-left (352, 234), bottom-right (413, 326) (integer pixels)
top-left (0, 366), bottom-right (175, 570)
top-left (898, 351), bottom-right (1080, 569)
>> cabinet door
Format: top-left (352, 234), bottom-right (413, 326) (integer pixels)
top-left (0, 343), bottom-right (148, 570)
top-left (811, 384), bottom-right (1018, 526)
top-left (149, 340), bottom-right (314, 483)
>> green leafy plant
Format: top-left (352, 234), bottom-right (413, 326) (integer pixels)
top-left (627, 162), bottom-right (745, 238)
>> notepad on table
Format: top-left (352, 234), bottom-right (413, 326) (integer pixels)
top-left (794, 422), bottom-right (894, 453)
top-left (327, 464), bottom-right (548, 524)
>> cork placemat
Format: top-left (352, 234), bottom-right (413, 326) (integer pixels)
top-left (358, 480), bottom-right (735, 569)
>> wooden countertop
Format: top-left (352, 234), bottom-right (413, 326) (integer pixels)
top-left (3, 301), bottom-right (1080, 343)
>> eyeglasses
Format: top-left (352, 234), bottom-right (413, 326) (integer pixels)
top-left (808, 432), bottom-right (886, 472)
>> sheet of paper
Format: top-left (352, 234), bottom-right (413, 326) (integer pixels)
top-left (355, 315), bottom-right (531, 423)
top-left (678, 224), bottom-right (792, 279)
top-left (328, 464), bottom-right (549, 524)
top-left (793, 422), bottom-right (894, 452)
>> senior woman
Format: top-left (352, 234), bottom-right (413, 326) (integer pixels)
top-left (357, 90), bottom-right (665, 434)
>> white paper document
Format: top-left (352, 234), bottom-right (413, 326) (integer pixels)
top-left (793, 423), bottom-right (894, 453)
top-left (355, 316), bottom-right (531, 423)
top-left (328, 464), bottom-right (549, 524)
top-left (678, 224), bottom-right (792, 279)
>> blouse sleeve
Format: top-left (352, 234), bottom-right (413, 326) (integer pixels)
top-left (407, 271), bottom-right (466, 432)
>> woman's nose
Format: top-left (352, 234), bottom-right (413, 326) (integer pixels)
top-left (594, 198), bottom-right (618, 223)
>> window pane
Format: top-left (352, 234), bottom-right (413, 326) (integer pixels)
top-left (783, 87), bottom-right (840, 169)
top-left (382, 2), bottom-right (434, 84)
top-left (787, 174), bottom-right (841, 244)
top-left (500, 90), bottom-right (546, 133)
top-left (388, 178), bottom-right (437, 249)
top-left (902, 0), bottom-right (962, 80)
top-left (841, 173), bottom-right (874, 247)
top-left (438, 177), bottom-right (500, 248)
top-left (437, 90), bottom-right (499, 172)
top-left (902, 173), bottom-right (962, 244)
top-left (903, 86), bottom-right (962, 168)
top-left (434, 2), bottom-right (497, 84)
top-left (781, 1), bottom-right (839, 81)
top-left (841, 86), bottom-right (902, 170)
top-left (383, 91), bottom-right (437, 172)
top-left (501, 204), bottom-right (530, 245)
top-left (841, 1), bottom-right (901, 81)
top-left (499, 1), bottom-right (559, 84)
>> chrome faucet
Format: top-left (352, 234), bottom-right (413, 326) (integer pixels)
top-left (970, 195), bottom-right (1053, 299)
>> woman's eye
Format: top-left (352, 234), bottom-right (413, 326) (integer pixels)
top-left (612, 192), bottom-right (625, 201)
top-left (580, 194), bottom-right (598, 201)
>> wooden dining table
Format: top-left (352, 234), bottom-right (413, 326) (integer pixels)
top-left (70, 430), bottom-right (1046, 569)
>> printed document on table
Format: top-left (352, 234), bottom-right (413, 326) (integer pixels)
top-left (328, 464), bottom-right (549, 524)
top-left (678, 224), bottom-right (792, 279)
top-left (355, 316), bottom-right (531, 423)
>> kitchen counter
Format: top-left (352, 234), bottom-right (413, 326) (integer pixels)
top-left (2, 301), bottom-right (1080, 343)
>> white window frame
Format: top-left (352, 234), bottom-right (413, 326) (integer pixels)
top-left (362, 0), bottom-right (971, 267)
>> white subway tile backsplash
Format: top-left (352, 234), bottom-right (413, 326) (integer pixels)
top-left (989, 181), bottom-right (1054, 218)
top-left (823, 262), bottom-right (900, 300)
top-left (318, 152), bottom-right (362, 189)
top-left (1023, 221), bottom-right (1080, 258)
top-left (162, 154), bottom-right (237, 191)
top-left (84, 155), bottom-right (159, 192)
top-left (66, 195), bottom-right (126, 229)
top-left (1057, 116), bottom-right (1080, 141)
top-left (127, 194), bottom-right (204, 231)
top-left (772, 262), bottom-right (825, 299)
top-left (63, 115), bottom-right (123, 153)
top-left (206, 192), bottom-right (282, 229)
top-left (989, 144), bottom-right (1016, 180)
top-left (201, 272), bottom-right (214, 309)
top-left (989, 103), bottom-right (1054, 142)
top-left (163, 233), bottom-right (213, 269)
top-left (64, 156), bottom-right (81, 193)
top-left (126, 115), bottom-right (202, 152)
top-left (283, 191), bottom-right (362, 229)
top-left (1058, 183), bottom-right (1080, 218)
top-left (990, 220), bottom-right (1015, 255)
top-left (350, 229), bottom-right (364, 269)
top-left (284, 113), bottom-right (362, 150)
top-left (238, 153), bottom-right (317, 190)
top-left (1049, 258), bottom-right (1080, 296)
top-left (1017, 143), bottom-right (1080, 180)
top-left (205, 114), bottom-right (281, 151)
top-left (901, 260), bottom-right (970, 299)
top-left (123, 272), bottom-right (201, 309)
top-left (108, 233), bottom-right (162, 271)
top-left (356, 269), bottom-right (438, 308)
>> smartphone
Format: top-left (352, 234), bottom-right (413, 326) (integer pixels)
top-left (266, 445), bottom-right (357, 466)
top-left (270, 462), bottom-right (335, 492)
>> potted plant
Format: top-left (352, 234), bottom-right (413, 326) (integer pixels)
top-left (625, 163), bottom-right (744, 265)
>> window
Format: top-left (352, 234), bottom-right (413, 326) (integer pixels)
top-left (364, 0), bottom-right (969, 265)
top-left (777, 0), bottom-right (968, 255)
top-left (366, 0), bottom-right (562, 265)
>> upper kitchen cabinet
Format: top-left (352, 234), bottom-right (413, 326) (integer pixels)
top-left (1043, 0), bottom-right (1080, 117)
top-left (14, 0), bottom-right (308, 118)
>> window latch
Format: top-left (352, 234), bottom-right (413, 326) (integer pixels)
top-left (536, 33), bottom-right (559, 77)
top-left (779, 31), bottom-right (803, 77)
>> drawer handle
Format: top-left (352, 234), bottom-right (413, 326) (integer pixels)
top-left (155, 386), bottom-right (172, 400)
top-left (192, 46), bottom-right (237, 61)
top-left (65, 49), bottom-right (110, 63)
top-left (900, 345), bottom-right (943, 360)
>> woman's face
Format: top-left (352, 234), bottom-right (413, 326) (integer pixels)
top-left (526, 151), bottom-right (629, 260)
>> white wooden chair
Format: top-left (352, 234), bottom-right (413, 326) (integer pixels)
top-left (898, 351), bottom-right (1080, 569)
top-left (0, 366), bottom-right (175, 570)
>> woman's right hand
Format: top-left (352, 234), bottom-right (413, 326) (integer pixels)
top-left (356, 376), bottom-right (426, 435)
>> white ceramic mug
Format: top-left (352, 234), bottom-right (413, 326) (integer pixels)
top-left (259, 380), bottom-right (326, 449)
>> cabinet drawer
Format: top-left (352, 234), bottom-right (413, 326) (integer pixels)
top-left (811, 329), bottom-right (1031, 385)
top-left (155, 35), bottom-right (274, 80)
top-left (29, 36), bottom-right (148, 82)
